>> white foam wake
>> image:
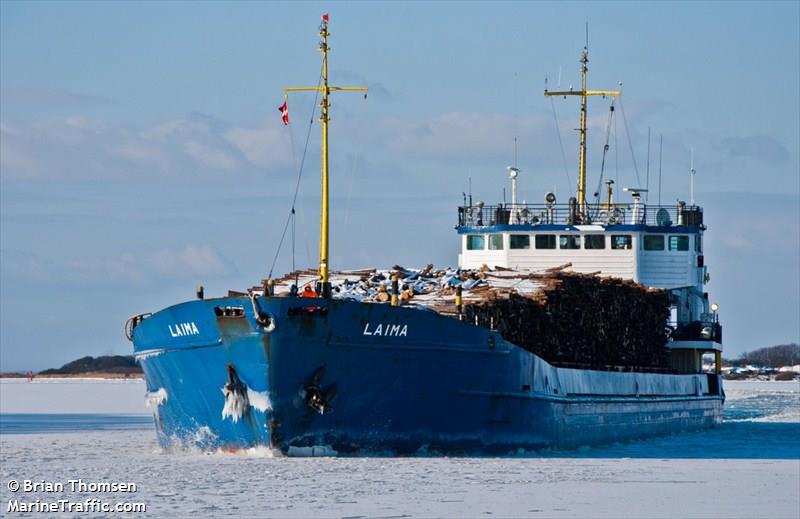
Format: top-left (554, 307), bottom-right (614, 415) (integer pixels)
top-left (145, 388), bottom-right (168, 411)
top-left (747, 408), bottom-right (800, 423)
top-left (221, 386), bottom-right (249, 423)
top-left (246, 388), bottom-right (272, 412)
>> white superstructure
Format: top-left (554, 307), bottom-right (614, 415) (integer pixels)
top-left (456, 187), bottom-right (721, 374)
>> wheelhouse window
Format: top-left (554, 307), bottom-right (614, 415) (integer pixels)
top-left (535, 234), bottom-right (556, 249)
top-left (668, 235), bottom-right (689, 251)
top-left (643, 234), bottom-right (665, 251)
top-left (584, 235), bottom-right (605, 250)
top-left (488, 234), bottom-right (504, 250)
top-left (559, 235), bottom-right (581, 249)
top-left (611, 235), bottom-right (632, 250)
top-left (510, 234), bottom-right (530, 250)
top-left (466, 235), bottom-right (485, 250)
top-left (694, 235), bottom-right (702, 253)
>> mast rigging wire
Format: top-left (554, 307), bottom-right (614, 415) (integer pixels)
top-left (514, 71), bottom-right (519, 168)
top-left (284, 105), bottom-right (311, 270)
top-left (342, 94), bottom-right (369, 230)
top-left (268, 65), bottom-right (324, 280)
top-left (549, 97), bottom-right (573, 193)
top-left (658, 134), bottom-right (663, 205)
top-left (614, 105), bottom-right (619, 185)
top-left (645, 126), bottom-right (651, 203)
top-left (286, 114), bottom-right (312, 269)
top-left (593, 100), bottom-right (616, 212)
top-left (617, 97), bottom-right (643, 188)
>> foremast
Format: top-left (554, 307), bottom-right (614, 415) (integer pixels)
top-left (544, 45), bottom-right (620, 219)
top-left (284, 16), bottom-right (367, 294)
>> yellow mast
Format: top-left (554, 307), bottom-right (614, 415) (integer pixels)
top-left (284, 16), bottom-right (367, 290)
top-left (544, 46), bottom-right (620, 218)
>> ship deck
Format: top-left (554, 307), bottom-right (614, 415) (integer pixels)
top-left (241, 264), bottom-right (664, 315)
top-left (243, 264), bottom-right (606, 314)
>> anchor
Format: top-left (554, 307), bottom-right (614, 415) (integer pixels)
top-left (225, 364), bottom-right (248, 398)
top-left (305, 366), bottom-right (338, 415)
top-left (221, 364), bottom-right (251, 423)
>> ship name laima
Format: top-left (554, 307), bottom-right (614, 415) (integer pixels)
top-left (168, 322), bottom-right (200, 337)
top-left (363, 323), bottom-right (408, 337)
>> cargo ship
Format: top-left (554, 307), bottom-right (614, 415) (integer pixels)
top-left (127, 17), bottom-right (724, 454)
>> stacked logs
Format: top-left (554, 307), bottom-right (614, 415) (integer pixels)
top-left (463, 272), bottom-right (671, 371)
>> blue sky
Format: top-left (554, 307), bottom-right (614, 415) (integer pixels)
top-left (1, 1), bottom-right (798, 370)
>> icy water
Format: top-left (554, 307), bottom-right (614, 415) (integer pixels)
top-left (1, 379), bottom-right (798, 518)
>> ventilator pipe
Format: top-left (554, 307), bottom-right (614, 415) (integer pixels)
top-left (456, 284), bottom-right (463, 320)
top-left (677, 200), bottom-right (686, 226)
top-left (196, 285), bottom-right (204, 300)
top-left (568, 197), bottom-right (578, 224)
top-left (391, 274), bottom-right (399, 306)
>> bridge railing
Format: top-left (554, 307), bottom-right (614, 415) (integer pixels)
top-left (456, 203), bottom-right (703, 228)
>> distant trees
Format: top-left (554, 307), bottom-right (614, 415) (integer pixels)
top-left (726, 343), bottom-right (800, 367)
top-left (39, 355), bottom-right (141, 375)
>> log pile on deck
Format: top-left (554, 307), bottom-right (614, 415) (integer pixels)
top-left (264, 264), bottom-right (672, 370)
top-left (462, 272), bottom-right (671, 371)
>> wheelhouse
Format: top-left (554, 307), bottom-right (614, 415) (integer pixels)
top-left (455, 196), bottom-right (721, 374)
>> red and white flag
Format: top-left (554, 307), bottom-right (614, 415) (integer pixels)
top-left (278, 100), bottom-right (289, 125)
top-left (321, 14), bottom-right (329, 22)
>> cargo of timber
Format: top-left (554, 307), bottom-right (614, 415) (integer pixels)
top-left (126, 16), bottom-right (724, 454)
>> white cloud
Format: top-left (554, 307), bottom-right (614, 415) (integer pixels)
top-left (182, 140), bottom-right (238, 171)
top-left (1, 244), bottom-right (235, 286)
top-left (88, 244), bottom-right (234, 283)
top-left (367, 109), bottom-right (620, 164)
top-left (717, 135), bottom-right (790, 163)
top-left (225, 125), bottom-right (291, 167)
top-left (113, 142), bottom-right (164, 162)
top-left (376, 112), bottom-right (540, 160)
top-left (4, 106), bottom-right (795, 198)
top-left (0, 113), bottom-right (294, 179)
top-left (145, 244), bottom-right (230, 278)
top-left (0, 88), bottom-right (110, 106)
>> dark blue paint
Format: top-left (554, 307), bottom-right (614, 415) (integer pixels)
top-left (132, 296), bottom-right (723, 454)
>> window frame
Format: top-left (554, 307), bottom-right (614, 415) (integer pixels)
top-left (488, 234), bottom-right (504, 250)
top-left (466, 234), bottom-right (485, 251)
top-left (559, 235), bottom-right (581, 250)
top-left (668, 235), bottom-right (690, 251)
top-left (610, 234), bottom-right (633, 250)
top-left (509, 234), bottom-right (531, 250)
top-left (584, 234), bottom-right (606, 250)
top-left (535, 234), bottom-right (556, 250)
top-left (643, 234), bottom-right (665, 251)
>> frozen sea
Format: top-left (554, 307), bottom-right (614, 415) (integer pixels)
top-left (1, 379), bottom-right (798, 518)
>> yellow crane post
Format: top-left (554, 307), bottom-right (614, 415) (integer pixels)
top-left (284, 16), bottom-right (367, 296)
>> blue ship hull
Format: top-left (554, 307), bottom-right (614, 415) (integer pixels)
top-left (132, 295), bottom-right (724, 454)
